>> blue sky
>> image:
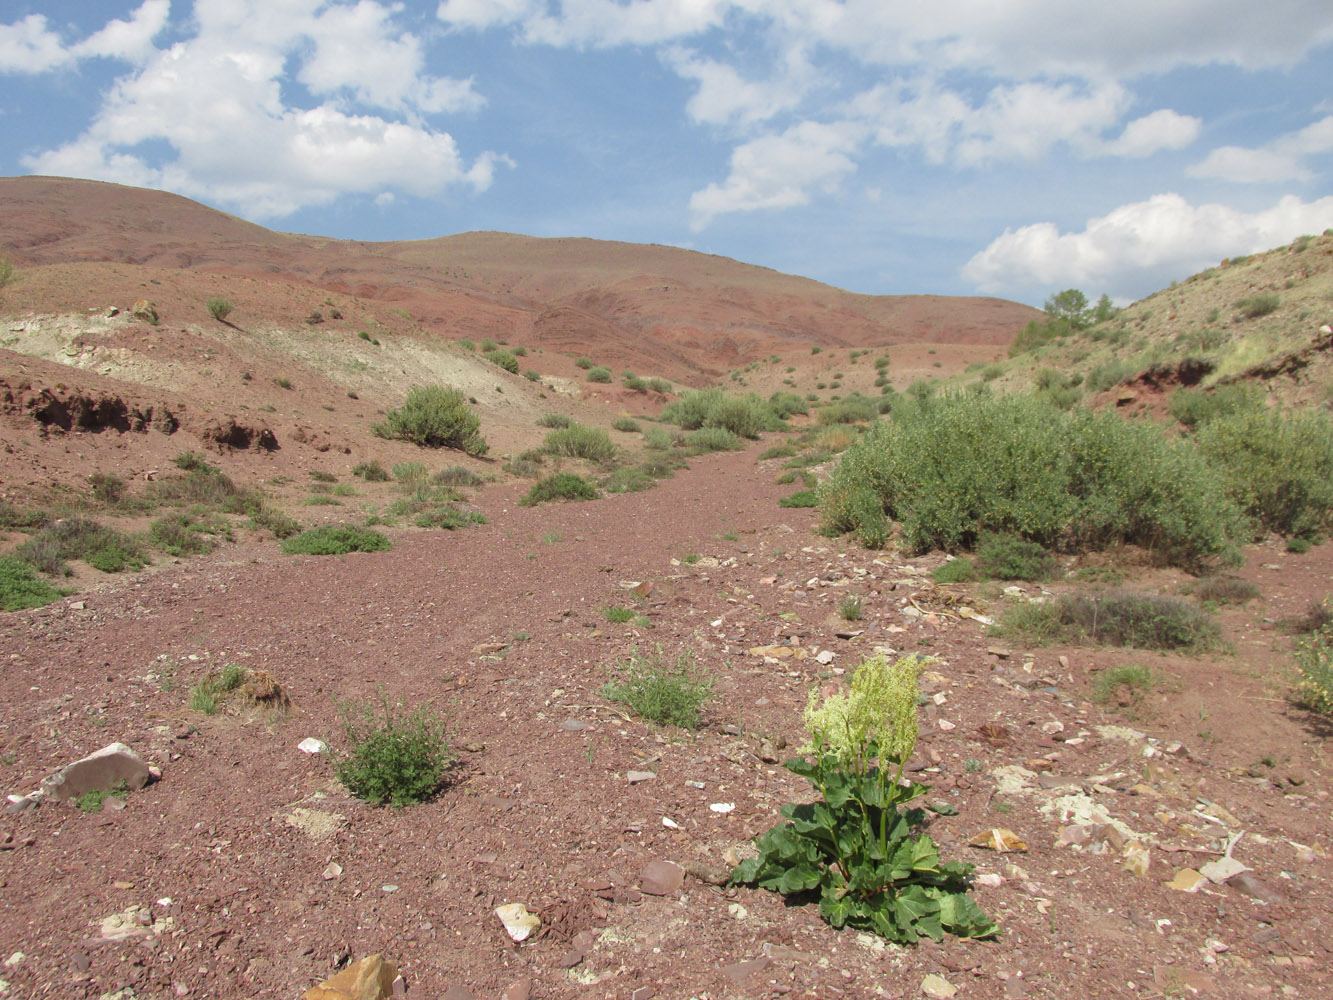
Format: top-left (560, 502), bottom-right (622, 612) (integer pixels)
top-left (2, 1), bottom-right (1331, 307)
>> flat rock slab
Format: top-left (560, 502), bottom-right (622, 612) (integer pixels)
top-left (303, 953), bottom-right (399, 1000)
top-left (639, 859), bottom-right (684, 895)
top-left (41, 743), bottom-right (150, 803)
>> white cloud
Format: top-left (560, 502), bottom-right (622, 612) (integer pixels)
top-left (688, 120), bottom-right (863, 229)
top-left (1189, 114), bottom-right (1333, 183)
top-left (74, 0), bottom-right (171, 63)
top-left (1101, 109), bottom-right (1201, 158)
top-left (962, 192), bottom-right (1333, 296)
top-left (0, 14), bottom-right (74, 73)
top-left (664, 45), bottom-right (807, 128)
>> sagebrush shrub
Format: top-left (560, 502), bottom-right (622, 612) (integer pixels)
top-left (542, 424), bottom-right (617, 463)
top-left (485, 349), bottom-right (519, 374)
top-left (999, 590), bottom-right (1220, 650)
top-left (281, 525), bottom-right (391, 555)
top-left (15, 517), bottom-right (146, 575)
top-left (206, 298), bottom-right (234, 321)
top-left (336, 694), bottom-right (454, 807)
top-left (520, 473), bottom-right (598, 506)
top-left (373, 385), bottom-right (488, 456)
top-left (686, 426), bottom-right (745, 452)
top-left (660, 388), bottom-right (783, 438)
top-left (1295, 614), bottom-right (1333, 713)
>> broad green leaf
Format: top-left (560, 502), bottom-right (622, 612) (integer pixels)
top-left (778, 863), bottom-right (824, 894)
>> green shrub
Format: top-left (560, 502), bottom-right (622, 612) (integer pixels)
top-left (660, 389), bottom-right (782, 438)
top-left (336, 693), bottom-right (454, 807)
top-left (247, 506), bottom-right (301, 539)
top-left (457, 338), bottom-right (475, 352)
top-left (1236, 293), bottom-right (1280, 318)
top-left (973, 532), bottom-right (1056, 581)
top-left (623, 373), bottom-right (647, 391)
top-left (537, 413), bottom-right (572, 428)
top-left (520, 473), bottom-right (599, 506)
top-left (645, 376), bottom-right (673, 393)
top-left (523, 369), bottom-right (541, 381)
top-left (601, 646), bottom-right (714, 728)
top-left (15, 517), bottom-right (146, 575)
top-left (188, 663), bottom-right (247, 715)
top-left (817, 396), bottom-right (878, 425)
top-left (352, 460), bottom-right (391, 482)
top-left (1085, 359), bottom-right (1136, 393)
top-left (1287, 536), bottom-right (1314, 554)
top-left (686, 426), bottom-right (746, 452)
top-left (586, 365), bottom-right (612, 383)
top-left (0, 556), bottom-right (66, 611)
top-left (480, 338), bottom-right (498, 352)
top-left (838, 593), bottom-right (864, 621)
top-left (1195, 408), bottom-right (1333, 539)
top-left (432, 466), bottom-right (483, 488)
top-left (0, 257), bottom-right (13, 290)
top-left (998, 591), bottom-right (1220, 650)
top-left (89, 472), bottom-right (128, 506)
top-left (392, 461), bottom-right (428, 483)
top-left (574, 356), bottom-right (594, 369)
top-left (932, 558), bottom-right (976, 584)
top-left (150, 512), bottom-right (222, 556)
top-left (0, 501), bottom-right (50, 532)
top-left (602, 467), bottom-right (654, 494)
top-left (731, 653), bottom-right (995, 943)
top-left (642, 426), bottom-right (682, 450)
top-left (281, 525), bottom-right (391, 555)
top-left (759, 443), bottom-right (799, 461)
top-left (1168, 384), bottom-right (1263, 428)
top-left (543, 424), bottom-right (617, 463)
top-left (779, 490), bottom-right (819, 508)
top-left (1187, 574), bottom-right (1260, 605)
top-left (768, 391), bottom-right (808, 418)
top-left (1295, 613), bottom-right (1333, 713)
top-left (604, 606), bottom-right (636, 623)
top-left (373, 385), bottom-right (488, 456)
top-left (612, 417), bottom-right (640, 433)
top-left (485, 349), bottom-right (519, 374)
top-left (820, 393), bottom-right (1243, 567)
top-left (206, 298), bottom-right (234, 321)
top-left (1091, 664), bottom-right (1157, 711)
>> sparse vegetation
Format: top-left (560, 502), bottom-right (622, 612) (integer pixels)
top-left (352, 460), bottom-right (392, 482)
top-left (1091, 665), bottom-right (1157, 712)
top-left (604, 606), bottom-right (636, 623)
top-left (542, 424), bottom-right (617, 463)
top-left (1187, 574), bottom-right (1260, 605)
top-left (1235, 293), bottom-right (1280, 318)
top-left (15, 517), bottom-right (146, 575)
top-left (281, 525), bottom-right (391, 555)
top-left (838, 593), bottom-right (864, 621)
top-left (601, 645), bottom-right (714, 728)
top-left (1295, 608), bottom-right (1333, 713)
top-left (520, 473), bottom-right (599, 506)
top-left (0, 555), bottom-right (66, 611)
top-left (374, 386), bottom-right (488, 456)
top-left (779, 490), bottom-right (818, 508)
top-left (612, 417), bottom-right (640, 433)
top-left (586, 365), bottom-right (613, 383)
top-left (189, 663), bottom-right (247, 715)
top-left (997, 591), bottom-right (1220, 650)
top-left (336, 693), bottom-right (454, 807)
top-left (660, 388), bottom-right (784, 439)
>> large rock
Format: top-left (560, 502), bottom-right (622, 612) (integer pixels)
top-left (131, 300), bottom-right (158, 324)
top-left (303, 954), bottom-right (399, 1000)
top-left (41, 743), bottom-right (151, 803)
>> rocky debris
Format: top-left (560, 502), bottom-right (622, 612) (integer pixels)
top-left (284, 808), bottom-right (346, 841)
top-left (721, 957), bottom-right (771, 987)
top-left (41, 742), bottom-right (151, 803)
top-left (495, 903), bottom-right (541, 942)
top-left (969, 828), bottom-right (1027, 852)
top-left (201, 416), bottom-right (277, 451)
top-left (99, 905), bottom-right (173, 943)
top-left (303, 954), bottom-right (400, 1000)
top-left (626, 770), bottom-right (655, 784)
top-left (639, 860), bottom-right (684, 896)
top-left (499, 978), bottom-right (531, 1000)
top-left (131, 299), bottom-right (158, 324)
top-left (920, 974), bottom-right (958, 998)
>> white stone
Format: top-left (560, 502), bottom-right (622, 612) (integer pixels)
top-left (495, 903), bottom-right (541, 942)
top-left (297, 738), bottom-right (327, 754)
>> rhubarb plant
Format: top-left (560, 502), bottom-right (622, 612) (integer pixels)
top-left (731, 654), bottom-right (997, 943)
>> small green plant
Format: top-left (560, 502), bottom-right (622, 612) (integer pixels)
top-left (1287, 536), bottom-right (1314, 554)
top-left (575, 356), bottom-right (594, 369)
top-left (612, 417), bottom-right (640, 433)
top-left (779, 490), bottom-right (819, 508)
top-left (15, 517), bottom-right (146, 575)
top-left (0, 556), bottom-right (67, 611)
top-left (932, 558), bottom-right (976, 585)
top-left (432, 466), bottom-right (483, 488)
top-left (520, 473), bottom-right (599, 506)
top-left (1091, 664), bottom-right (1156, 711)
top-left (543, 424), bottom-right (617, 463)
top-left (686, 426), bottom-right (745, 452)
top-left (731, 654), bottom-right (996, 943)
top-left (188, 663), bottom-right (247, 715)
top-left (89, 472), bottom-right (128, 506)
top-left (335, 692), bottom-right (454, 807)
top-left (838, 593), bottom-right (865, 621)
top-left (150, 512), bottom-right (224, 556)
top-left (274, 377), bottom-right (293, 390)
top-left (373, 385), bottom-right (488, 456)
top-left (586, 365), bottom-right (612, 383)
top-left (206, 298), bottom-right (234, 322)
top-left (973, 533), bottom-right (1056, 581)
top-left (537, 413), bottom-right (572, 428)
top-left (75, 781), bottom-right (129, 813)
top-left (601, 646), bottom-right (714, 728)
top-left (604, 606), bottom-right (636, 623)
top-left (997, 591), bottom-right (1220, 650)
top-left (1186, 574), bottom-right (1260, 605)
top-left (392, 462), bottom-right (429, 483)
top-left (281, 525), bottom-right (391, 555)
top-left (485, 349), bottom-right (519, 373)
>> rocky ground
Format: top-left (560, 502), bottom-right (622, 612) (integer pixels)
top-left (1, 443), bottom-right (1330, 1000)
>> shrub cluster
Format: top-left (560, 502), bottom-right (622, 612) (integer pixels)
top-left (15, 517), bottom-right (147, 575)
top-left (659, 389), bottom-right (786, 439)
top-left (0, 555), bottom-right (66, 611)
top-left (820, 393), bottom-right (1243, 568)
top-left (373, 385), bottom-right (488, 456)
top-left (281, 525), bottom-right (391, 555)
top-left (542, 423), bottom-right (617, 463)
top-left (999, 591), bottom-right (1220, 650)
top-left (520, 473), bottom-right (599, 506)
top-left (336, 693), bottom-right (454, 807)
top-left (601, 646), bottom-right (714, 728)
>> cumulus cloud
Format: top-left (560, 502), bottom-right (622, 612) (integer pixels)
top-left (1189, 114), bottom-right (1333, 183)
top-left (1101, 109), bottom-right (1202, 158)
top-left (0, 14), bottom-right (80, 73)
top-left (13, 0), bottom-right (500, 218)
top-left (688, 120), bottom-right (863, 229)
top-left (962, 192), bottom-right (1333, 297)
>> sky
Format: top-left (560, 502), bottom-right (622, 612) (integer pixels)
top-left (2, 1), bottom-right (1332, 307)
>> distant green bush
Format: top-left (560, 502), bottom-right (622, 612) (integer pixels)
top-left (686, 426), bottom-right (746, 452)
top-left (586, 365), bottom-right (613, 383)
top-left (998, 590), bottom-right (1220, 651)
top-left (485, 349), bottom-right (519, 374)
top-left (281, 525), bottom-right (391, 555)
top-left (779, 490), bottom-right (819, 508)
top-left (660, 388), bottom-right (783, 438)
top-left (15, 517), bottom-right (147, 575)
top-left (1195, 407), bottom-right (1333, 540)
top-left (1168, 384), bottom-right (1263, 428)
top-left (575, 356), bottom-right (594, 369)
top-left (520, 473), bottom-right (599, 506)
top-left (373, 385), bottom-right (488, 456)
top-left (352, 460), bottom-right (392, 482)
top-left (820, 393), bottom-right (1242, 567)
top-left (768, 391), bottom-right (808, 418)
top-left (537, 413), bottom-right (572, 428)
top-left (1236, 293), bottom-right (1280, 318)
top-left (973, 532), bottom-right (1056, 581)
top-left (816, 395), bottom-right (878, 425)
top-left (205, 298), bottom-right (233, 321)
top-left (543, 423), bottom-right (617, 463)
top-left (612, 417), bottom-right (641, 433)
top-left (1295, 612), bottom-right (1333, 713)
top-left (0, 556), bottom-right (66, 611)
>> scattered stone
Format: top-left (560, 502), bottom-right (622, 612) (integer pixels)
top-left (722, 958), bottom-right (771, 987)
top-left (132, 300), bottom-right (158, 324)
top-left (709, 802), bottom-right (735, 814)
top-left (558, 719), bottom-right (587, 732)
top-left (441, 987), bottom-right (476, 1000)
top-left (322, 863), bottom-right (342, 880)
top-left (494, 903), bottom-right (541, 942)
top-left (1122, 841), bottom-right (1151, 878)
top-left (920, 973), bottom-right (958, 998)
top-left (626, 770), bottom-right (656, 784)
top-left (970, 828), bottom-right (1027, 853)
top-left (499, 977), bottom-right (531, 1000)
top-left (1166, 869), bottom-right (1208, 893)
top-left (303, 954), bottom-right (399, 1000)
top-left (1199, 857), bottom-right (1249, 884)
top-left (297, 738), bottom-right (327, 755)
top-left (1226, 872), bottom-right (1283, 904)
top-left (284, 808), bottom-right (346, 841)
top-left (639, 860), bottom-right (684, 896)
top-left (99, 906), bottom-right (172, 942)
top-left (815, 650), bottom-right (836, 665)
top-left (631, 988), bottom-right (656, 1000)
top-left (41, 743), bottom-right (151, 803)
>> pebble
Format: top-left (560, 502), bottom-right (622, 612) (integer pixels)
top-left (639, 860), bottom-right (684, 895)
top-left (626, 770), bottom-right (655, 784)
top-left (920, 973), bottom-right (958, 998)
